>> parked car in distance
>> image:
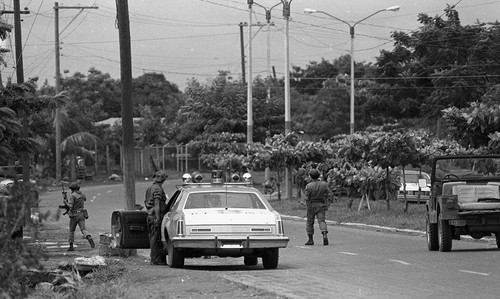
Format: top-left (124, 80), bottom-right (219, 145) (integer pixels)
top-left (398, 170), bottom-right (430, 203)
top-left (111, 170), bottom-right (289, 269)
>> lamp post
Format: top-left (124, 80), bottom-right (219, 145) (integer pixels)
top-left (252, 1), bottom-right (281, 99)
top-left (247, 1), bottom-right (253, 144)
top-left (304, 6), bottom-right (400, 134)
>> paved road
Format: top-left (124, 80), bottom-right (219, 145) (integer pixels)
top-left (38, 181), bottom-right (500, 299)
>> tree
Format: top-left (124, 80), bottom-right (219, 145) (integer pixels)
top-left (57, 68), bottom-right (121, 125)
top-left (442, 102), bottom-right (500, 149)
top-left (0, 77), bottom-right (65, 297)
top-left (177, 74), bottom-right (283, 144)
top-left (373, 5), bottom-right (500, 131)
top-left (369, 132), bottom-right (415, 210)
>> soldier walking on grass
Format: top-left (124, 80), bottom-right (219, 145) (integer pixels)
top-left (304, 169), bottom-right (333, 246)
top-left (144, 170), bottom-right (169, 265)
top-left (65, 182), bottom-right (95, 251)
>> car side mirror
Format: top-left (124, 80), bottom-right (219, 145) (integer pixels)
top-left (418, 178), bottom-right (427, 189)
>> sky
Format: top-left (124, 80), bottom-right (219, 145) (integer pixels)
top-left (0, 0), bottom-right (499, 91)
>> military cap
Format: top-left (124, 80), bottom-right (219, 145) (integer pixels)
top-left (69, 181), bottom-right (80, 190)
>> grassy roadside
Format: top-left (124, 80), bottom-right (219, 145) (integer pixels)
top-left (269, 196), bottom-right (427, 232)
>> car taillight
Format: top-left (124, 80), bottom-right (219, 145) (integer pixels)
top-left (277, 218), bottom-right (285, 236)
top-left (176, 219), bottom-right (185, 237)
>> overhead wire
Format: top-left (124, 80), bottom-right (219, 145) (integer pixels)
top-left (11, 0), bottom-right (500, 87)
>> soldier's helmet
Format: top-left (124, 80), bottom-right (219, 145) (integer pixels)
top-left (154, 170), bottom-right (168, 183)
top-left (69, 182), bottom-right (80, 190)
top-left (309, 169), bottom-right (320, 180)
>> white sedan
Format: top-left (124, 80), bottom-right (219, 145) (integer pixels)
top-left (112, 172), bottom-right (289, 269)
top-left (397, 170), bottom-right (430, 203)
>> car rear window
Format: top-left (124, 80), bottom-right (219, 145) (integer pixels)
top-left (184, 192), bottom-right (266, 209)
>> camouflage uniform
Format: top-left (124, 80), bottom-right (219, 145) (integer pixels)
top-left (304, 169), bottom-right (332, 246)
top-left (145, 170), bottom-right (169, 265)
top-left (66, 182), bottom-right (94, 251)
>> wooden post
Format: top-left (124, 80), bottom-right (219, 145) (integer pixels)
top-left (358, 192), bottom-right (371, 211)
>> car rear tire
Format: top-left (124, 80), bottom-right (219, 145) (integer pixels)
top-left (262, 248), bottom-right (279, 269)
top-left (438, 213), bottom-right (452, 252)
top-left (244, 256), bottom-right (258, 266)
top-left (167, 239), bottom-right (184, 268)
top-left (495, 233), bottom-right (500, 249)
top-left (426, 216), bottom-right (439, 251)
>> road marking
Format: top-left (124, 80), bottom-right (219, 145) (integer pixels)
top-left (459, 270), bottom-right (490, 276)
top-left (389, 259), bottom-right (411, 266)
top-left (340, 252), bottom-right (358, 256)
top-left (296, 246), bottom-right (312, 249)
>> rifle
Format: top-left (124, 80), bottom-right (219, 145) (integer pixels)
top-left (58, 185), bottom-right (70, 215)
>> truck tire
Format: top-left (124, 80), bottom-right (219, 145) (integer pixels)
top-left (244, 256), bottom-right (258, 266)
top-left (167, 239), bottom-right (184, 268)
top-left (438, 213), bottom-right (452, 252)
top-left (262, 248), bottom-right (279, 269)
top-left (426, 216), bottom-right (439, 251)
top-left (495, 233), bottom-right (500, 249)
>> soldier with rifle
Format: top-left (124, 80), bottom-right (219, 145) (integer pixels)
top-left (62, 182), bottom-right (95, 251)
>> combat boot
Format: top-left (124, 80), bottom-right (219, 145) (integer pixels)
top-left (67, 243), bottom-right (74, 251)
top-left (305, 234), bottom-right (314, 245)
top-left (87, 235), bottom-right (95, 248)
top-left (322, 231), bottom-right (329, 246)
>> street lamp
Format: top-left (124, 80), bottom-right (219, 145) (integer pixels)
top-left (304, 6), bottom-right (400, 134)
top-left (252, 1), bottom-right (281, 99)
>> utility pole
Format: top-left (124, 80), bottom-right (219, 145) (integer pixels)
top-left (247, 0), bottom-right (253, 145)
top-left (116, 0), bottom-right (136, 211)
top-left (54, 2), bottom-right (98, 184)
top-left (282, 0), bottom-right (293, 199)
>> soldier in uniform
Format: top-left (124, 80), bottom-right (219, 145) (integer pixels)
top-left (65, 182), bottom-right (95, 251)
top-left (144, 170), bottom-right (169, 265)
top-left (304, 169), bottom-right (333, 246)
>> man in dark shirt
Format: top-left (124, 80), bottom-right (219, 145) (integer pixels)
top-left (144, 170), bottom-right (169, 265)
top-left (65, 182), bottom-right (94, 251)
top-left (304, 169), bottom-right (332, 246)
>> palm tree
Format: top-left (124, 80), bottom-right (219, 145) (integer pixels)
top-left (57, 110), bottom-right (99, 181)
top-left (61, 132), bottom-right (99, 181)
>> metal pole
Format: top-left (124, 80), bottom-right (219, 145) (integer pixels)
top-left (266, 15), bottom-right (271, 99)
top-left (247, 1), bottom-right (253, 144)
top-left (283, 1), bottom-right (292, 199)
top-left (239, 22), bottom-right (246, 85)
top-left (303, 7), bottom-right (399, 134)
top-left (283, 1), bottom-right (291, 134)
top-left (350, 26), bottom-right (355, 135)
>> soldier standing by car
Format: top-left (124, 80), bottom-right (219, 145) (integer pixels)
top-left (304, 169), bottom-right (333, 246)
top-left (144, 170), bottom-right (169, 265)
top-left (65, 182), bottom-right (95, 251)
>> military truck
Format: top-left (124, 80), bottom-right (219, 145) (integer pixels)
top-left (425, 154), bottom-right (500, 252)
